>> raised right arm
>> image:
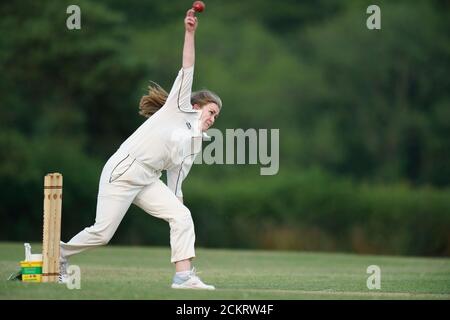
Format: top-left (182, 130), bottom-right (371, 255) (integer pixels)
top-left (183, 9), bottom-right (197, 68)
top-left (165, 9), bottom-right (199, 112)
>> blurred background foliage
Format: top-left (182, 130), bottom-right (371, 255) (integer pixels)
top-left (1, 0), bottom-right (449, 256)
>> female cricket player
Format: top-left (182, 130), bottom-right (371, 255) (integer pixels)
top-left (59, 8), bottom-right (221, 290)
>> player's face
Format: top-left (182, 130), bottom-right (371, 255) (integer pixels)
top-left (197, 103), bottom-right (220, 132)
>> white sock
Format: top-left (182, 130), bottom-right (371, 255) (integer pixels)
top-left (175, 270), bottom-right (191, 278)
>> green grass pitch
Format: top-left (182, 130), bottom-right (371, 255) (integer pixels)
top-left (1, 242), bottom-right (449, 300)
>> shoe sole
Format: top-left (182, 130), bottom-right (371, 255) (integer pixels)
top-left (171, 284), bottom-right (215, 290)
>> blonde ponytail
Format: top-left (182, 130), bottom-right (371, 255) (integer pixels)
top-left (139, 83), bottom-right (222, 118)
top-left (138, 82), bottom-right (169, 118)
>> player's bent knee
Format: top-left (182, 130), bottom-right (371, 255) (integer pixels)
top-left (173, 208), bottom-right (194, 233)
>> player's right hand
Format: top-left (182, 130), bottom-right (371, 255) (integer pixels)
top-left (184, 9), bottom-right (198, 33)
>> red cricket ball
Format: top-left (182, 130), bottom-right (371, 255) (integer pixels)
top-left (192, 1), bottom-right (205, 13)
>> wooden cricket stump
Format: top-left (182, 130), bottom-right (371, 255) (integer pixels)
top-left (42, 173), bottom-right (63, 283)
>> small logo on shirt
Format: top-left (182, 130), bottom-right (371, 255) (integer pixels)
top-left (186, 122), bottom-right (192, 129)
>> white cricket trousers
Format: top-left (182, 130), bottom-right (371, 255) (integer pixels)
top-left (60, 151), bottom-right (196, 263)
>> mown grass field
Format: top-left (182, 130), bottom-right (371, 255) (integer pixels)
top-left (0, 242), bottom-right (449, 300)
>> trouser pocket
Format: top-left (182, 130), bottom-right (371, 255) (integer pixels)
top-left (109, 154), bottom-right (135, 183)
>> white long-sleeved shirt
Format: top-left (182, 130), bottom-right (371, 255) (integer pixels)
top-left (118, 65), bottom-right (202, 197)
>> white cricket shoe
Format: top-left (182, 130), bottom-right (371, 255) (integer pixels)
top-left (171, 268), bottom-right (215, 290)
top-left (58, 259), bottom-right (69, 284)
